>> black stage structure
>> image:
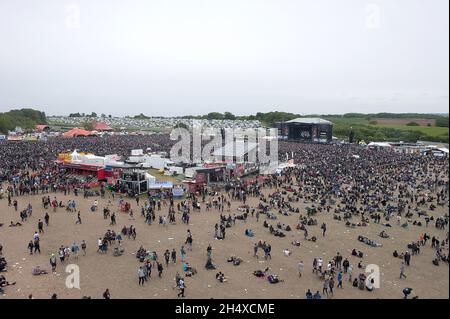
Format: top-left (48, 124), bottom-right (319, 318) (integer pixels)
top-left (277, 118), bottom-right (333, 143)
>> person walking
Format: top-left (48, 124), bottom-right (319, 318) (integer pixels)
top-left (38, 219), bottom-right (44, 234)
top-left (400, 262), bottom-right (407, 279)
top-left (81, 240), bottom-right (87, 256)
top-left (27, 241), bottom-right (34, 255)
top-left (75, 211), bottom-right (82, 224)
top-left (138, 267), bottom-right (146, 286)
top-left (71, 242), bottom-right (80, 260)
top-left (323, 279), bottom-right (329, 297)
top-left (298, 261), bottom-right (304, 278)
top-left (49, 254), bottom-right (57, 272)
top-left (171, 249), bottom-right (177, 264)
top-left (157, 262), bottom-right (164, 278)
top-left (177, 278), bottom-right (186, 298)
top-left (337, 271), bottom-right (343, 288)
top-left (180, 246), bottom-right (186, 262)
top-left (253, 243), bottom-right (259, 259)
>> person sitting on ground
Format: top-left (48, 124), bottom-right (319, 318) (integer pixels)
top-left (216, 272), bottom-right (227, 283)
top-left (379, 230), bottom-right (389, 238)
top-left (403, 287), bottom-right (413, 299)
top-left (32, 266), bottom-right (48, 276)
top-left (0, 258), bottom-right (7, 272)
top-left (253, 267), bottom-right (269, 278)
top-left (291, 240), bottom-right (301, 247)
top-left (9, 221), bottom-right (22, 227)
top-left (283, 249), bottom-right (292, 257)
top-left (113, 246), bottom-right (125, 257)
top-left (267, 274), bottom-right (283, 284)
top-left (245, 229), bottom-right (254, 237)
top-left (366, 278), bottom-right (375, 291)
top-left (0, 275), bottom-right (16, 288)
top-left (227, 255), bottom-right (242, 266)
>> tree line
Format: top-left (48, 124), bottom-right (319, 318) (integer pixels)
top-left (0, 109), bottom-right (47, 134)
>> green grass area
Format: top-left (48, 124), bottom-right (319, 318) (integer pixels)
top-left (371, 123), bottom-right (448, 136)
top-left (324, 117), bottom-right (449, 143)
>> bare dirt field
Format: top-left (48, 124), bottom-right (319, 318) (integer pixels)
top-left (0, 190), bottom-right (448, 299)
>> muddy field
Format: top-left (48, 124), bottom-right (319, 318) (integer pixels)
top-left (0, 189), bottom-right (448, 299)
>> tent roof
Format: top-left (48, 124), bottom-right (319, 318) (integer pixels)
top-left (35, 125), bottom-right (50, 131)
top-left (63, 128), bottom-right (94, 138)
top-left (285, 118), bottom-right (332, 125)
top-left (368, 142), bottom-right (392, 147)
top-left (94, 122), bottom-right (113, 131)
top-left (148, 181), bottom-right (173, 189)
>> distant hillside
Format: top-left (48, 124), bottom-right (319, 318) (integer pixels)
top-left (175, 111), bottom-right (449, 143)
top-left (0, 108), bottom-right (47, 134)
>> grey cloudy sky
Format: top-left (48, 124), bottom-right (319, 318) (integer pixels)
top-left (0, 0), bottom-right (448, 116)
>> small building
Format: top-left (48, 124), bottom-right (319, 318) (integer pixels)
top-left (277, 118), bottom-right (333, 143)
top-left (117, 169), bottom-right (156, 194)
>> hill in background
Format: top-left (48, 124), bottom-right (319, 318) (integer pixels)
top-left (0, 109), bottom-right (47, 134)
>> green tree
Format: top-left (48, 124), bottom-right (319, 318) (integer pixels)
top-left (83, 120), bottom-right (95, 130)
top-left (206, 112), bottom-right (224, 120)
top-left (224, 112), bottom-right (236, 120)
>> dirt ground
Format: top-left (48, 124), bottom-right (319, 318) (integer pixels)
top-left (0, 189), bottom-right (448, 299)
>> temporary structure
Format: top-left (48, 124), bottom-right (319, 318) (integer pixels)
top-left (94, 122), bottom-right (113, 131)
top-left (63, 128), bottom-right (94, 138)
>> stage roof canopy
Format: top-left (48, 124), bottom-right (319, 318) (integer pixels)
top-left (284, 118), bottom-right (332, 125)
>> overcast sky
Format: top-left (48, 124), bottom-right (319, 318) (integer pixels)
top-left (0, 0), bottom-right (448, 116)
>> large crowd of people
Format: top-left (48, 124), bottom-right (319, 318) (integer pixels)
top-left (0, 135), bottom-right (448, 298)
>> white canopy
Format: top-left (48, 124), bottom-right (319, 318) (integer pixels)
top-left (368, 142), bottom-right (392, 148)
top-left (71, 150), bottom-right (80, 161)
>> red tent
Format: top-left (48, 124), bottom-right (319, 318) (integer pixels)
top-left (35, 124), bottom-right (50, 132)
top-left (63, 128), bottom-right (94, 138)
top-left (94, 122), bottom-right (113, 131)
